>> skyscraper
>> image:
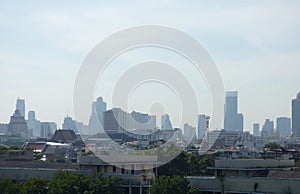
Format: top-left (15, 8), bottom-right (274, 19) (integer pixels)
top-left (184, 123), bottom-right (196, 138)
top-left (62, 116), bottom-right (78, 133)
top-left (8, 109), bottom-right (28, 138)
top-left (161, 114), bottom-right (173, 130)
top-left (224, 91), bottom-right (244, 131)
top-left (16, 98), bottom-right (25, 118)
top-left (261, 119), bottom-right (274, 137)
top-left (253, 123), bottom-right (260, 136)
top-left (88, 97), bottom-right (107, 134)
top-left (130, 111), bottom-right (156, 130)
top-left (277, 117), bottom-right (291, 137)
top-left (292, 92), bottom-right (300, 138)
top-left (197, 114), bottom-right (207, 139)
top-left (104, 108), bottom-right (128, 134)
top-left (27, 111), bottom-right (41, 138)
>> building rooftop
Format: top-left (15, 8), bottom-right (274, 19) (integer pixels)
top-left (214, 159), bottom-right (294, 169)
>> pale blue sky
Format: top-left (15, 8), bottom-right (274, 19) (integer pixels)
top-left (0, 1), bottom-right (300, 131)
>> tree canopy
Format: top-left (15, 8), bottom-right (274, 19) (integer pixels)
top-left (0, 170), bottom-right (123, 194)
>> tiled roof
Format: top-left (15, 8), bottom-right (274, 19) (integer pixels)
top-left (24, 142), bottom-right (47, 152)
top-left (51, 129), bottom-right (77, 143)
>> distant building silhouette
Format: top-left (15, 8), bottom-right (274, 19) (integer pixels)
top-left (276, 117), bottom-right (291, 137)
top-left (16, 98), bottom-right (25, 118)
top-left (224, 91), bottom-right (244, 131)
top-left (88, 97), bottom-right (107, 134)
top-left (40, 122), bottom-right (56, 139)
top-left (261, 119), bottom-right (274, 137)
top-left (197, 114), bottom-right (207, 139)
top-left (253, 123), bottom-right (260, 136)
top-left (8, 109), bottom-right (28, 138)
top-left (104, 108), bottom-right (128, 134)
top-left (27, 111), bottom-right (42, 138)
top-left (62, 116), bottom-right (78, 133)
top-left (161, 114), bottom-right (173, 130)
top-left (292, 92), bottom-right (300, 139)
top-left (184, 123), bottom-right (196, 138)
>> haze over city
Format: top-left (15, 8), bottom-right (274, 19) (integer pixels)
top-left (1, 1), bottom-right (300, 131)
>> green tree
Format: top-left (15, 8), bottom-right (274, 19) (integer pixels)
top-left (21, 178), bottom-right (48, 194)
top-left (149, 176), bottom-right (199, 194)
top-left (0, 179), bottom-right (22, 194)
top-left (157, 152), bottom-right (188, 176)
top-left (264, 142), bottom-right (281, 150)
top-left (158, 152), bottom-right (215, 177)
top-left (47, 170), bottom-right (90, 194)
top-left (199, 155), bottom-right (214, 175)
top-left (89, 173), bottom-right (123, 194)
top-left (8, 145), bottom-right (22, 150)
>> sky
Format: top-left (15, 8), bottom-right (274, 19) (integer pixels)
top-left (0, 1), bottom-right (300, 132)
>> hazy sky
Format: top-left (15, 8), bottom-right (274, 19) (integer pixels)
top-left (1, 1), bottom-right (300, 131)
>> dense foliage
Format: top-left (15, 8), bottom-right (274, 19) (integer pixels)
top-left (157, 152), bottom-right (215, 177)
top-left (149, 176), bottom-right (200, 194)
top-left (0, 170), bottom-right (123, 194)
top-left (264, 142), bottom-right (281, 150)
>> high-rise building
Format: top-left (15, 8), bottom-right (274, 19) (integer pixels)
top-left (261, 119), bottom-right (274, 137)
top-left (27, 111), bottom-right (41, 138)
top-left (224, 91), bottom-right (244, 131)
top-left (253, 123), bottom-right (260, 136)
top-left (8, 109), bottom-right (28, 138)
top-left (104, 108), bottom-right (128, 134)
top-left (16, 98), bottom-right (25, 118)
top-left (161, 114), bottom-right (173, 130)
top-left (62, 116), bottom-right (78, 133)
top-left (40, 122), bottom-right (56, 139)
top-left (276, 117), bottom-right (291, 137)
top-left (184, 123), bottom-right (196, 138)
top-left (88, 97), bottom-right (107, 134)
top-left (197, 114), bottom-right (207, 139)
top-left (130, 111), bottom-right (156, 130)
top-left (292, 93), bottom-right (300, 138)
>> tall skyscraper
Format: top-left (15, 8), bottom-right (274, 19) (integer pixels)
top-left (16, 98), bottom-right (25, 118)
top-left (197, 114), bottom-right (207, 139)
top-left (88, 97), bottom-right (107, 134)
top-left (292, 92), bottom-right (300, 138)
top-left (184, 123), bottom-right (196, 138)
top-left (40, 122), bottom-right (56, 139)
top-left (8, 109), bottom-right (28, 138)
top-left (277, 117), bottom-right (291, 137)
top-left (224, 91), bottom-right (244, 131)
top-left (161, 114), bottom-right (173, 130)
top-left (261, 119), bottom-right (274, 137)
top-left (130, 111), bottom-right (156, 130)
top-left (104, 108), bottom-right (128, 134)
top-left (253, 123), bottom-right (260, 136)
top-left (62, 116), bottom-right (78, 133)
top-left (27, 111), bottom-right (41, 138)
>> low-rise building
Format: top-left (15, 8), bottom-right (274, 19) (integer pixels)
top-left (187, 159), bottom-right (300, 193)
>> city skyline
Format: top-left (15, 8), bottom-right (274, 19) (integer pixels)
top-left (1, 1), bottom-right (300, 130)
top-left (1, 93), bottom-right (298, 135)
